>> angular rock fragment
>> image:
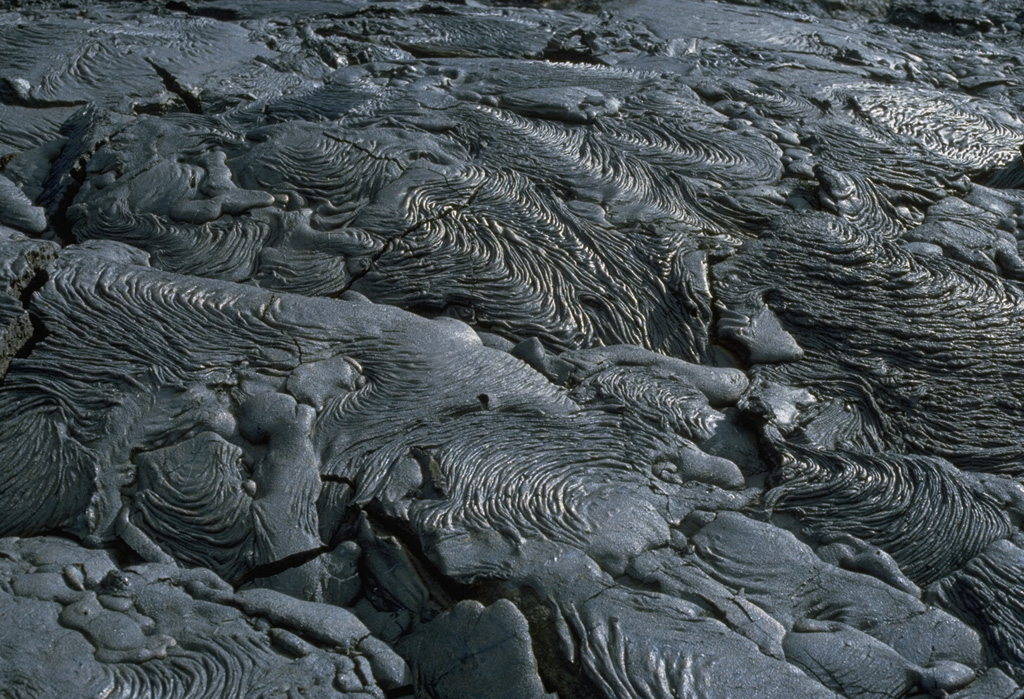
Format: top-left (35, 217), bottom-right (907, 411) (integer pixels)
top-left (0, 224), bottom-right (56, 376)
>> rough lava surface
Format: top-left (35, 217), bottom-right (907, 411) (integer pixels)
top-left (2, 0), bottom-right (1024, 696)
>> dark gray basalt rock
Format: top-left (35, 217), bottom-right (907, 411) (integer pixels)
top-left (3, 0), bottom-right (1024, 696)
top-left (0, 224), bottom-right (56, 375)
top-left (0, 535), bottom-right (399, 698)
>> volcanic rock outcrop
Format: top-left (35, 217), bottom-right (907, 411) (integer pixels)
top-left (2, 0), bottom-right (1024, 696)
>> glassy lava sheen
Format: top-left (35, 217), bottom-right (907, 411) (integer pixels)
top-left (1, 0), bottom-right (1024, 696)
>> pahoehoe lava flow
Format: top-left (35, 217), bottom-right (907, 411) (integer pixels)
top-left (2, 0), bottom-right (1024, 696)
